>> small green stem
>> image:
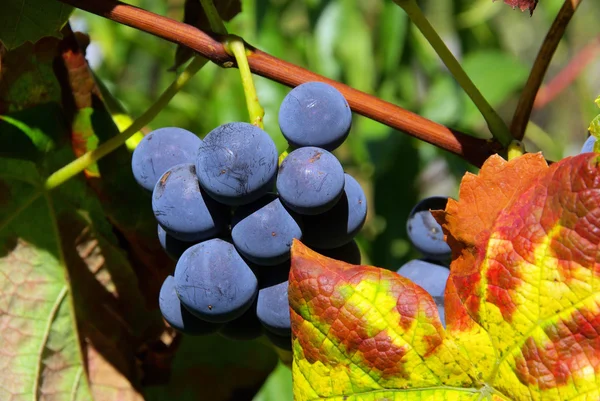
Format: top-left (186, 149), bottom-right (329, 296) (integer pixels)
top-left (198, 0), bottom-right (228, 34)
top-left (394, 0), bottom-right (512, 147)
top-left (507, 140), bottom-right (526, 160)
top-left (44, 56), bottom-right (208, 191)
top-left (227, 37), bottom-right (265, 129)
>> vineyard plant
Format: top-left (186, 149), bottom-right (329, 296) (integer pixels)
top-left (2, 0), bottom-right (600, 400)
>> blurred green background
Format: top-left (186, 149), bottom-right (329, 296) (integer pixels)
top-left (70, 0), bottom-right (600, 398)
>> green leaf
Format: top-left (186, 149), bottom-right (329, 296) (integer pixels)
top-left (0, 158), bottom-right (95, 400)
top-left (253, 362), bottom-right (293, 401)
top-left (0, 0), bottom-right (73, 50)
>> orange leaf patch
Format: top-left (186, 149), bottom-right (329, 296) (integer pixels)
top-left (289, 153), bottom-right (600, 400)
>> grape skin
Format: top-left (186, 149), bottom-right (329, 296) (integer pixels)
top-left (196, 122), bottom-right (278, 206)
top-left (256, 263), bottom-right (291, 336)
top-left (232, 194), bottom-right (303, 266)
top-left (279, 81), bottom-right (352, 151)
top-left (174, 239), bottom-right (258, 323)
top-left (302, 173), bottom-right (367, 249)
top-left (397, 259), bottom-right (449, 327)
top-left (406, 196), bottom-right (451, 261)
top-left (581, 136), bottom-right (597, 153)
top-left (152, 163), bottom-right (230, 242)
top-left (159, 276), bottom-right (221, 335)
top-left (276, 147), bottom-right (345, 215)
top-left (132, 127), bottom-right (202, 193)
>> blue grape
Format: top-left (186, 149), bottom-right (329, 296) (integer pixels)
top-left (302, 173), bottom-right (366, 249)
top-left (159, 276), bottom-right (221, 335)
top-left (132, 127), bottom-right (201, 192)
top-left (314, 240), bottom-right (361, 265)
top-left (396, 259), bottom-right (449, 327)
top-left (232, 194), bottom-right (303, 266)
top-left (195, 122), bottom-right (278, 206)
top-left (581, 136), bottom-right (597, 153)
top-left (276, 147), bottom-right (345, 215)
top-left (174, 239), bottom-right (258, 323)
top-left (157, 225), bottom-right (197, 260)
top-left (152, 163), bottom-right (229, 242)
top-left (219, 300), bottom-right (263, 341)
top-left (278, 81), bottom-right (352, 151)
top-left (256, 265), bottom-right (291, 336)
top-left (406, 196), bottom-right (451, 261)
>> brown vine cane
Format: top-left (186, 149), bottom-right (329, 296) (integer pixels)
top-left (58, 0), bottom-right (503, 167)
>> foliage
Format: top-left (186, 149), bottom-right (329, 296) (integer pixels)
top-left (289, 153), bottom-right (600, 400)
top-left (0, 1), bottom-right (72, 50)
top-left (0, 0), bottom-right (599, 400)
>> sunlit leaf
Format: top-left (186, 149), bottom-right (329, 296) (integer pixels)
top-left (289, 152), bottom-right (600, 400)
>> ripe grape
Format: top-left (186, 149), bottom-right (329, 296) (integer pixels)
top-left (276, 147), bottom-right (345, 215)
top-left (581, 136), bottom-right (597, 153)
top-left (159, 276), bottom-right (221, 335)
top-left (314, 239), bottom-right (361, 265)
top-left (231, 194), bottom-right (303, 266)
top-left (132, 127), bottom-right (201, 192)
top-left (174, 239), bottom-right (258, 323)
top-left (256, 265), bottom-right (291, 336)
top-left (406, 196), bottom-right (451, 261)
top-left (152, 164), bottom-right (230, 242)
top-left (195, 122), bottom-right (278, 206)
top-left (396, 259), bottom-right (449, 327)
top-left (157, 225), bottom-right (197, 260)
top-left (302, 173), bottom-right (366, 249)
top-left (278, 81), bottom-right (352, 151)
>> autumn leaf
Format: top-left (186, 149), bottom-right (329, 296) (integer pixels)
top-left (289, 152), bottom-right (600, 400)
top-left (501, 0), bottom-right (538, 15)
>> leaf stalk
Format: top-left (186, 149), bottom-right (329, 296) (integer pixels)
top-left (45, 56), bottom-right (208, 190)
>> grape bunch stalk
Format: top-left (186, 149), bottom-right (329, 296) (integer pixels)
top-left (132, 82), bottom-right (368, 349)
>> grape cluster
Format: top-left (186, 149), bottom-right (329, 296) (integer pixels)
top-left (132, 82), bottom-right (366, 349)
top-left (396, 196), bottom-right (451, 327)
top-left (394, 136), bottom-right (600, 328)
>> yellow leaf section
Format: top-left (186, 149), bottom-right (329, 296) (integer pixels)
top-left (440, 153), bottom-right (600, 400)
top-left (444, 280), bottom-right (497, 384)
top-left (290, 242), bottom-right (484, 401)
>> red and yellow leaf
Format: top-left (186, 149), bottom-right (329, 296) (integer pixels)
top-left (289, 152), bottom-right (600, 400)
top-left (501, 0), bottom-right (538, 14)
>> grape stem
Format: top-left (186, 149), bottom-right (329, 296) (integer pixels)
top-left (226, 37), bottom-right (265, 129)
top-left (44, 56), bottom-right (208, 190)
top-left (393, 0), bottom-right (513, 147)
top-left (55, 0), bottom-right (510, 167)
top-left (44, 0), bottom-right (230, 190)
